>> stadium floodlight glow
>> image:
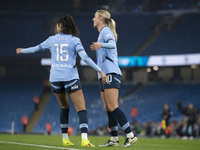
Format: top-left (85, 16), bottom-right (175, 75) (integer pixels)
top-left (153, 66), bottom-right (159, 71)
top-left (191, 65), bottom-right (198, 69)
top-left (146, 68), bottom-right (151, 73)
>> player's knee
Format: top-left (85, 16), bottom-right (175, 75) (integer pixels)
top-left (75, 105), bottom-right (86, 112)
top-left (107, 105), bottom-right (118, 112)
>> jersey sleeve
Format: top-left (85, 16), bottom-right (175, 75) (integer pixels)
top-left (102, 28), bottom-right (115, 43)
top-left (78, 51), bottom-right (101, 72)
top-left (73, 37), bottom-right (85, 54)
top-left (39, 37), bottom-right (51, 52)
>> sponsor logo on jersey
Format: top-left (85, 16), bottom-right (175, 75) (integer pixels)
top-left (52, 64), bottom-right (73, 68)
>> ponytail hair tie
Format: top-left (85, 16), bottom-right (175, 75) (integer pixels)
top-left (105, 18), bottom-right (111, 24)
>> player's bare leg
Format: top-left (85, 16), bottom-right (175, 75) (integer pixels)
top-left (69, 90), bottom-right (95, 147)
top-left (99, 90), bottom-right (119, 147)
top-left (54, 91), bottom-right (74, 146)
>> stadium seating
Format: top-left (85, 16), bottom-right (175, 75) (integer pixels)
top-left (165, 0), bottom-right (196, 9)
top-left (0, 13), bottom-right (159, 57)
top-left (33, 82), bottom-right (200, 134)
top-left (119, 83), bottom-right (200, 123)
top-left (1, 12), bottom-right (196, 57)
top-left (0, 1), bottom-right (198, 58)
top-left (124, 0), bottom-right (143, 12)
top-left (6, 12), bottom-right (200, 57)
top-left (77, 13), bottom-right (159, 57)
top-left (33, 83), bottom-right (136, 133)
top-left (1, 5), bottom-right (200, 135)
top-left (33, 84), bottom-right (101, 133)
top-left (114, 14), bottom-right (158, 56)
top-left (142, 14), bottom-right (200, 55)
top-left (0, 14), bottom-right (50, 57)
top-left (0, 78), bottom-right (43, 132)
top-left (0, 0), bottom-right (73, 13)
top-left (1, 77), bottom-right (199, 134)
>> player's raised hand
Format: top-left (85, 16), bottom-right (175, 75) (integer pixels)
top-left (16, 48), bottom-right (22, 54)
top-left (90, 42), bottom-right (101, 51)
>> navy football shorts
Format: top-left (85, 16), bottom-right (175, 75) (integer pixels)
top-left (99, 73), bottom-right (122, 91)
top-left (50, 79), bottom-right (81, 93)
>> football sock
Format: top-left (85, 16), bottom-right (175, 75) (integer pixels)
top-left (107, 111), bottom-right (118, 138)
top-left (111, 136), bottom-right (119, 142)
top-left (126, 132), bottom-right (134, 138)
top-left (62, 133), bottom-right (69, 140)
top-left (60, 108), bottom-right (69, 140)
top-left (78, 110), bottom-right (88, 140)
top-left (112, 107), bottom-right (132, 134)
top-left (81, 133), bottom-right (88, 141)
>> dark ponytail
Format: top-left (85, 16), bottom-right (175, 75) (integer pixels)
top-left (57, 15), bottom-right (80, 37)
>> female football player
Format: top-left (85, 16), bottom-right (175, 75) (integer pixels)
top-left (16, 15), bottom-right (106, 147)
top-left (90, 9), bottom-right (137, 147)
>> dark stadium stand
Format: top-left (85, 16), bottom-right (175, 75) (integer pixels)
top-left (33, 83), bottom-right (136, 133)
top-left (1, 81), bottom-right (199, 133)
top-left (2, 12), bottom-right (199, 57)
top-left (0, 13), bottom-right (159, 57)
top-left (0, 14), bottom-right (50, 57)
top-left (1, 12), bottom-right (198, 57)
top-left (0, 0), bottom-right (199, 136)
top-left (114, 14), bottom-right (158, 56)
top-left (120, 83), bottom-right (200, 123)
top-left (33, 84), bottom-right (102, 133)
top-left (33, 93), bottom-right (62, 133)
top-left (0, 0), bottom-right (73, 13)
top-left (32, 82), bottom-right (200, 134)
top-left (0, 78), bottom-right (43, 132)
top-left (124, 0), bottom-right (143, 12)
top-left (142, 14), bottom-right (200, 55)
top-left (165, 0), bottom-right (196, 9)
top-left (67, 13), bottom-right (159, 57)
top-left (141, 0), bottom-right (197, 11)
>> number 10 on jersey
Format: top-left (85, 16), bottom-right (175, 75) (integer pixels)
top-left (55, 44), bottom-right (69, 61)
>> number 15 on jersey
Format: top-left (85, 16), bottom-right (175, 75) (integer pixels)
top-left (55, 44), bottom-right (69, 61)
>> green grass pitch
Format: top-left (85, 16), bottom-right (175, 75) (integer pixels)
top-left (0, 134), bottom-right (199, 150)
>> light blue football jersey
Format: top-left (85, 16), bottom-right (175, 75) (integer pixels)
top-left (39, 33), bottom-right (84, 82)
top-left (96, 26), bottom-right (122, 79)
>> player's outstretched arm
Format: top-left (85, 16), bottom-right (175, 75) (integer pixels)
top-left (16, 48), bottom-right (22, 54)
top-left (16, 45), bottom-right (41, 55)
top-left (78, 51), bottom-right (106, 84)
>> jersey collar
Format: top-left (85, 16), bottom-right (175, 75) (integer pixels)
top-left (100, 25), bottom-right (107, 33)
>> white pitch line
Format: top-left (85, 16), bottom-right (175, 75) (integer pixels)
top-left (0, 141), bottom-right (82, 150)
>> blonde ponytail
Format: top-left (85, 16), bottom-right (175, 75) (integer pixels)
top-left (96, 10), bottom-right (118, 42)
top-left (108, 19), bottom-right (118, 42)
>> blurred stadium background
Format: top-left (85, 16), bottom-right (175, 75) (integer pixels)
top-left (0, 0), bottom-right (200, 139)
